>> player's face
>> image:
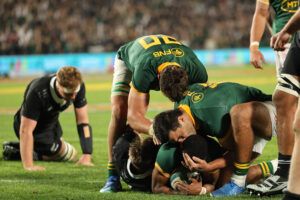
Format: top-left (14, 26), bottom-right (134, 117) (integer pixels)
top-left (57, 82), bottom-right (78, 101)
top-left (61, 91), bottom-right (77, 101)
top-left (169, 114), bottom-right (196, 143)
top-left (169, 125), bottom-right (193, 143)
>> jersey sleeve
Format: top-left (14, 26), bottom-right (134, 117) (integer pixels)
top-left (186, 57), bottom-right (208, 84)
top-left (246, 86), bottom-right (272, 102)
top-left (131, 67), bottom-right (155, 93)
top-left (73, 83), bottom-right (87, 108)
top-left (21, 90), bottom-right (42, 121)
top-left (155, 142), bottom-right (181, 178)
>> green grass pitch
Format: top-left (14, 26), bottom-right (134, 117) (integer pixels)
top-left (0, 64), bottom-right (283, 200)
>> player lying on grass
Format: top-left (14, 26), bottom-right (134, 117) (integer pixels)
top-left (3, 66), bottom-right (93, 171)
top-left (112, 125), bottom-right (159, 191)
top-left (152, 134), bottom-right (277, 195)
top-left (101, 34), bottom-right (208, 192)
top-left (154, 78), bottom-right (277, 196)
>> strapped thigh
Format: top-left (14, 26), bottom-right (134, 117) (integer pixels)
top-left (111, 56), bottom-right (132, 96)
top-left (276, 74), bottom-right (300, 97)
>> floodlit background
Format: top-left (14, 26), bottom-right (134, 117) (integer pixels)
top-left (0, 1), bottom-right (282, 199)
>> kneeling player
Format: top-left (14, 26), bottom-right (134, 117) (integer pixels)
top-left (3, 66), bottom-right (93, 171)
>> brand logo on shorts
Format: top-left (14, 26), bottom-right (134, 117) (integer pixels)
top-left (191, 92), bottom-right (204, 103)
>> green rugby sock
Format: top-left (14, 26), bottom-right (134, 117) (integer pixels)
top-left (107, 162), bottom-right (118, 177)
top-left (232, 162), bottom-right (250, 187)
top-left (258, 159), bottom-right (277, 177)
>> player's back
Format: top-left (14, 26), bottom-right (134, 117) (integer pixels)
top-left (117, 34), bottom-right (199, 72)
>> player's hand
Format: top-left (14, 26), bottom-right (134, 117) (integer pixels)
top-left (183, 153), bottom-right (211, 172)
top-left (176, 178), bottom-right (202, 195)
top-left (24, 165), bottom-right (46, 171)
top-left (250, 49), bottom-right (265, 69)
top-left (270, 31), bottom-right (291, 51)
top-left (76, 154), bottom-right (94, 166)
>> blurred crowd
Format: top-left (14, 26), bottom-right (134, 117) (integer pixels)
top-left (0, 0), bottom-right (270, 55)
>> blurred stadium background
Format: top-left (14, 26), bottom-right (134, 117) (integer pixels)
top-left (0, 0), bottom-right (275, 77)
top-left (0, 0), bottom-right (282, 199)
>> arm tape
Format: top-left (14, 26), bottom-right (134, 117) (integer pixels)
top-left (77, 123), bottom-right (93, 154)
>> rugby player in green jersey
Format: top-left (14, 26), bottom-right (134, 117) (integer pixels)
top-left (154, 79), bottom-right (277, 196)
top-left (152, 135), bottom-right (277, 196)
top-left (249, 0), bottom-right (298, 195)
top-left (100, 34), bottom-right (208, 192)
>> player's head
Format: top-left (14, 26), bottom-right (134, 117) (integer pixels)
top-left (56, 66), bottom-right (82, 100)
top-left (182, 134), bottom-right (208, 161)
top-left (159, 66), bottom-right (188, 102)
top-left (129, 137), bottom-right (159, 171)
top-left (153, 109), bottom-right (196, 144)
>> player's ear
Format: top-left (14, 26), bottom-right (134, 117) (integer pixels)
top-left (178, 115), bottom-right (185, 125)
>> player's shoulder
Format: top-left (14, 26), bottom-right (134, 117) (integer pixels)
top-left (30, 74), bottom-right (53, 89)
top-left (158, 142), bottom-right (179, 157)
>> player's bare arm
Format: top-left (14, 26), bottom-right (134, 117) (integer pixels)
top-left (127, 88), bottom-right (152, 134)
top-left (250, 0), bottom-right (269, 69)
top-left (183, 152), bottom-right (227, 172)
top-left (151, 167), bottom-right (180, 194)
top-left (271, 9), bottom-right (300, 51)
top-left (74, 105), bottom-right (94, 166)
top-left (19, 116), bottom-right (45, 171)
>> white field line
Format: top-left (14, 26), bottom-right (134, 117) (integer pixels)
top-left (0, 179), bottom-right (101, 184)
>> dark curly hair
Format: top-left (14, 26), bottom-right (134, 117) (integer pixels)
top-left (153, 109), bottom-right (183, 143)
top-left (129, 137), bottom-right (159, 170)
top-left (159, 66), bottom-right (189, 102)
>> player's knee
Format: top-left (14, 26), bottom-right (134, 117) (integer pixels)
top-left (273, 91), bottom-right (298, 118)
top-left (230, 103), bottom-right (251, 122)
top-left (56, 141), bottom-right (77, 162)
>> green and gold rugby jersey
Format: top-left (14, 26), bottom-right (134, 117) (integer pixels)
top-left (117, 35), bottom-right (208, 93)
top-left (155, 142), bottom-right (181, 178)
top-left (155, 137), bottom-right (225, 178)
top-left (175, 82), bottom-right (271, 138)
top-left (260, 0), bottom-right (298, 33)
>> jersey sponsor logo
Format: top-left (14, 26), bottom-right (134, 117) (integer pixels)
top-left (153, 48), bottom-right (184, 58)
top-left (171, 48), bottom-right (184, 57)
top-left (281, 0), bottom-right (299, 13)
top-left (191, 93), bottom-right (204, 103)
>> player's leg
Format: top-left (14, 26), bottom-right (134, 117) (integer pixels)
top-left (248, 36), bottom-right (300, 196)
top-left (245, 102), bottom-right (277, 187)
top-left (283, 97), bottom-right (300, 200)
top-left (246, 159), bottom-right (278, 185)
top-left (212, 103), bottom-right (258, 196)
top-left (100, 56), bottom-right (132, 193)
top-left (33, 122), bottom-right (76, 161)
top-left (212, 101), bottom-right (274, 196)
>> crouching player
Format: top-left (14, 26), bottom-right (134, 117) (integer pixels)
top-left (3, 66), bottom-right (93, 171)
top-left (152, 134), bottom-right (277, 195)
top-left (112, 125), bottom-right (159, 191)
top-left (155, 80), bottom-right (278, 196)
